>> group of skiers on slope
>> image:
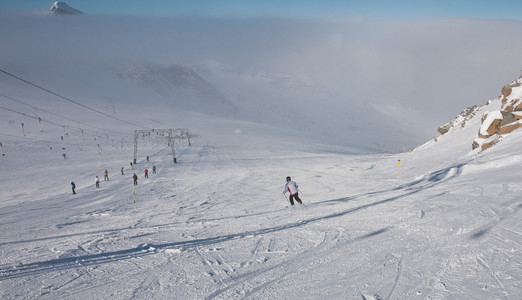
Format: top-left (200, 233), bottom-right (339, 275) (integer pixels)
top-left (72, 166), bottom-right (304, 207)
top-left (70, 158), bottom-right (157, 195)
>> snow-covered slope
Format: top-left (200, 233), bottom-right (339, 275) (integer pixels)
top-left (118, 63), bottom-right (237, 114)
top-left (193, 62), bottom-right (420, 152)
top-left (1, 74), bottom-right (521, 299)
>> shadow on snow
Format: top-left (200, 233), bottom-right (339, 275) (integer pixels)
top-left (0, 163), bottom-right (466, 280)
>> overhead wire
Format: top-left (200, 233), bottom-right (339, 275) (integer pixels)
top-left (0, 92), bottom-right (132, 138)
top-left (0, 67), bottom-right (152, 130)
top-left (0, 131), bottom-right (103, 148)
top-left (0, 105), bottom-right (124, 142)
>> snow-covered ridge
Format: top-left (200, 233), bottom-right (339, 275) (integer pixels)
top-left (437, 105), bottom-right (480, 136)
top-left (472, 77), bottom-right (522, 151)
top-left (49, 2), bottom-right (83, 15)
top-left (122, 63), bottom-right (234, 110)
top-left (429, 76), bottom-right (522, 153)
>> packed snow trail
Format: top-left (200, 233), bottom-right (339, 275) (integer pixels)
top-left (1, 129), bottom-right (521, 299)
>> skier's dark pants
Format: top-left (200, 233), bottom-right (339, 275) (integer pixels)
top-left (289, 193), bottom-right (302, 205)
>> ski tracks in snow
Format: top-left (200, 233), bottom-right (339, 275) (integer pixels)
top-left (201, 226), bottom-right (349, 299)
top-left (3, 134), bottom-right (522, 299)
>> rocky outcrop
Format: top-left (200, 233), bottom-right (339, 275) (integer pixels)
top-left (472, 78), bottom-right (522, 151)
top-left (437, 105), bottom-right (479, 135)
top-left (434, 77), bottom-right (522, 152)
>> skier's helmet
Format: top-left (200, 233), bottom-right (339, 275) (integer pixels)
top-left (286, 176), bottom-right (291, 182)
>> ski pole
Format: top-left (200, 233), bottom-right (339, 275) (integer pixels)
top-left (133, 186), bottom-right (136, 210)
top-left (283, 192), bottom-right (291, 206)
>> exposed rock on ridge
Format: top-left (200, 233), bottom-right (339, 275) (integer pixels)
top-left (430, 76), bottom-right (522, 153)
top-left (437, 105), bottom-right (479, 135)
top-left (472, 78), bottom-right (522, 151)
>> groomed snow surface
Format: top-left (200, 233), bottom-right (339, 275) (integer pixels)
top-left (0, 107), bottom-right (521, 300)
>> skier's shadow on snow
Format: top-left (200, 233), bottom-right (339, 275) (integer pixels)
top-left (0, 163), bottom-right (466, 280)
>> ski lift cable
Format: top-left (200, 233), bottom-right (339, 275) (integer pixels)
top-left (0, 131), bottom-right (108, 148)
top-left (0, 68), bottom-right (152, 130)
top-left (0, 92), bottom-right (132, 138)
top-left (0, 105), bottom-right (127, 141)
top-left (1, 105), bottom-right (83, 135)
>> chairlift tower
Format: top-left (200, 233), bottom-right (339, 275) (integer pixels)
top-left (133, 128), bottom-right (190, 164)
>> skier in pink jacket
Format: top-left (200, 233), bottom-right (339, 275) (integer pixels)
top-left (284, 176), bottom-right (303, 205)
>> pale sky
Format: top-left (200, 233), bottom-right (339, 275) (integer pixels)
top-left (1, 0), bottom-right (522, 20)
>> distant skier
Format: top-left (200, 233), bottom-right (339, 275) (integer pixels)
top-left (104, 169), bottom-right (109, 181)
top-left (71, 181), bottom-right (76, 195)
top-left (130, 162), bottom-right (134, 170)
top-left (144, 169), bottom-right (149, 178)
top-left (284, 176), bottom-right (303, 205)
top-left (121, 167), bottom-right (124, 175)
top-left (152, 165), bottom-right (156, 174)
top-left (133, 173), bottom-right (138, 185)
top-left (146, 155), bottom-right (149, 162)
top-left (95, 176), bottom-right (100, 188)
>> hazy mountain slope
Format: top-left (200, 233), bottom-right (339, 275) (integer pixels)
top-left (0, 89), bottom-right (521, 299)
top-left (3, 15), bottom-right (522, 152)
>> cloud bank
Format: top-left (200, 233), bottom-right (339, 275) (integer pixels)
top-left (1, 14), bottom-right (521, 151)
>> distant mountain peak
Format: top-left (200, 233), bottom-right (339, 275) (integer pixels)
top-left (49, 2), bottom-right (83, 15)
